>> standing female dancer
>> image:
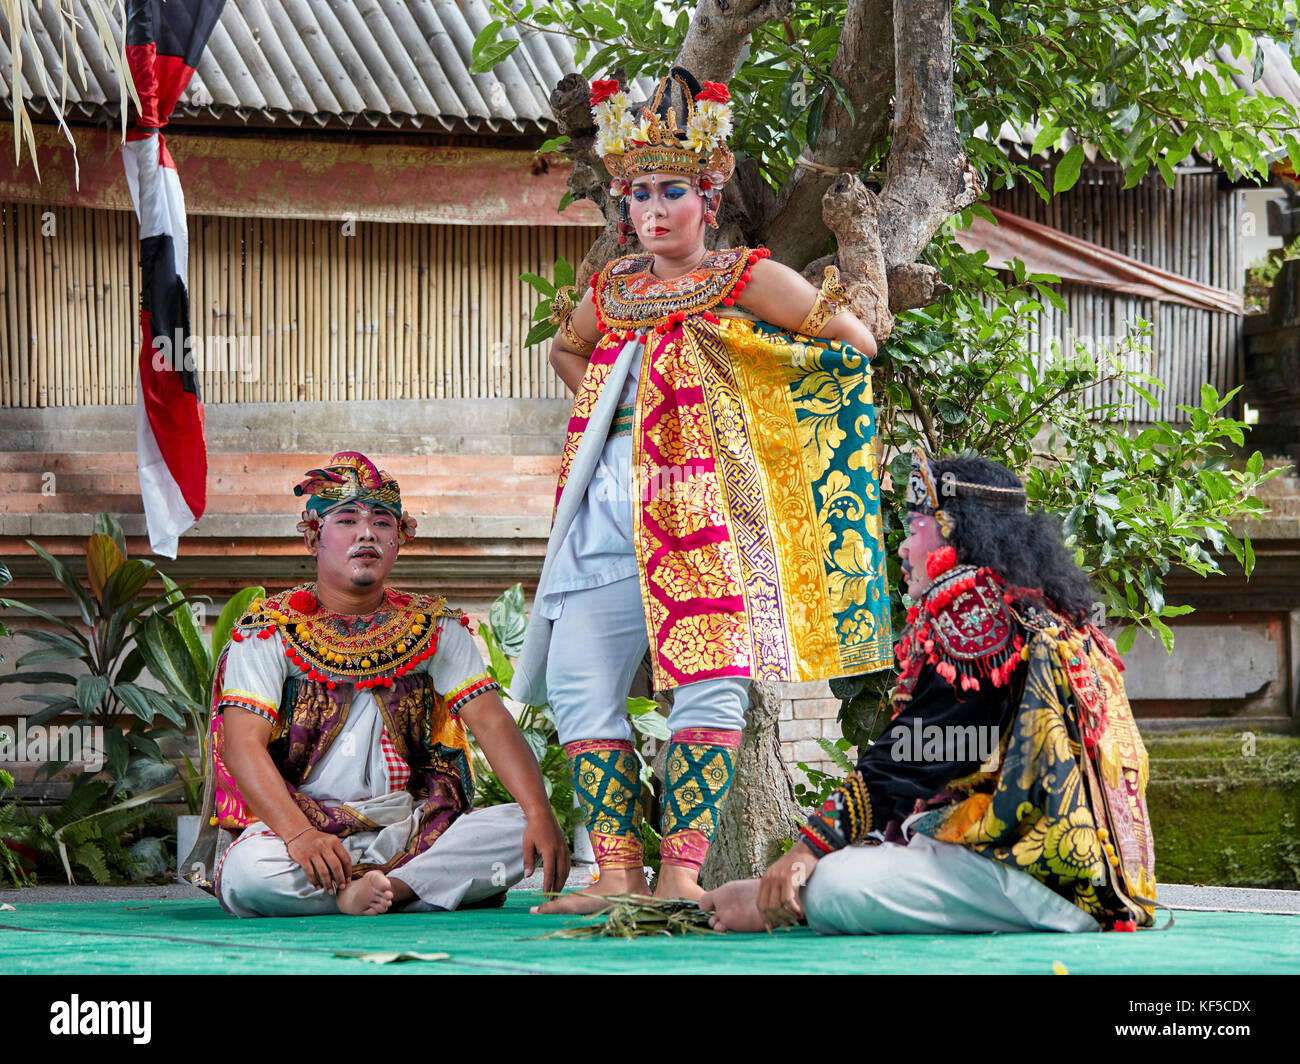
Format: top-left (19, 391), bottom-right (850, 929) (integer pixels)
top-left (513, 68), bottom-right (893, 914)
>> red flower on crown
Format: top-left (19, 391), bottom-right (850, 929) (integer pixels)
top-left (696, 82), bottom-right (730, 104)
top-left (590, 80), bottom-right (622, 106)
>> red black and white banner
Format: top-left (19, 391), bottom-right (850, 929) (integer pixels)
top-left (122, 0), bottom-right (225, 557)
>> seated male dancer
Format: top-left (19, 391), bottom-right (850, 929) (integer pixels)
top-left (213, 451), bottom-right (568, 916)
top-left (703, 451), bottom-right (1157, 934)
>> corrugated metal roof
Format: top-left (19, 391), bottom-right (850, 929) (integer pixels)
top-left (0, 0), bottom-right (599, 133)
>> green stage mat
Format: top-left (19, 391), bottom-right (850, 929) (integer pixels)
top-left (0, 895), bottom-right (1293, 975)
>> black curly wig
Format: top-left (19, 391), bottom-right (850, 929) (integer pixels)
top-left (922, 453), bottom-right (1097, 623)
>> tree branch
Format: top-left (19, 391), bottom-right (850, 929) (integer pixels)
top-left (905, 377), bottom-right (941, 452)
top-left (675, 0), bottom-right (794, 82)
top-left (877, 0), bottom-right (982, 268)
top-left (821, 174), bottom-right (893, 342)
top-left (765, 0), bottom-right (895, 267)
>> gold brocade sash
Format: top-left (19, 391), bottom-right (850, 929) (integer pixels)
top-left (557, 314), bottom-right (893, 689)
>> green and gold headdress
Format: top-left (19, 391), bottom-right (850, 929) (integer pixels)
top-left (293, 450), bottom-right (417, 544)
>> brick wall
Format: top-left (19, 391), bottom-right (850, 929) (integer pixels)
top-left (777, 680), bottom-right (849, 790)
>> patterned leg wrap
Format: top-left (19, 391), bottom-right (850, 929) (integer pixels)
top-left (565, 739), bottom-right (644, 871)
top-left (659, 728), bottom-right (742, 871)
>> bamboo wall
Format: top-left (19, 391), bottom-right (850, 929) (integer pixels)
top-left (0, 203), bottom-right (601, 406)
top-left (2, 170), bottom-right (1241, 418)
top-left (990, 168), bottom-right (1241, 422)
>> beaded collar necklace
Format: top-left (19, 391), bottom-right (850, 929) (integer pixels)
top-left (232, 584), bottom-right (461, 690)
top-left (591, 245), bottom-right (771, 342)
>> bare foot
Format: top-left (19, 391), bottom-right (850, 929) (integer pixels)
top-left (653, 864), bottom-right (704, 903)
top-left (530, 867), bottom-right (651, 915)
top-left (698, 878), bottom-right (767, 933)
top-left (336, 870), bottom-right (395, 916)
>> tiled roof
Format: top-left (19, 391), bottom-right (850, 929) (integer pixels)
top-left (0, 0), bottom-right (585, 132)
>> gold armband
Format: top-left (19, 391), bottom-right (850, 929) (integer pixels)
top-left (797, 265), bottom-right (849, 336)
top-left (549, 285), bottom-right (597, 353)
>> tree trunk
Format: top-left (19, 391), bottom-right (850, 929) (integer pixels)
top-left (546, 1), bottom-right (977, 884)
top-left (700, 682), bottom-right (801, 887)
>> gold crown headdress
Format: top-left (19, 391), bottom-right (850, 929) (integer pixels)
top-left (591, 68), bottom-right (735, 241)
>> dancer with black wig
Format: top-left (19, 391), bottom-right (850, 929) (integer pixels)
top-left (702, 450), bottom-right (1159, 935)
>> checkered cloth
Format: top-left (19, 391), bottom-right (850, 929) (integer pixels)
top-left (380, 727), bottom-right (411, 793)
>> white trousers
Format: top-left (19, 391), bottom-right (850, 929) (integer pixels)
top-left (545, 575), bottom-right (750, 744)
top-left (216, 804), bottom-right (528, 918)
top-left (802, 832), bottom-right (1100, 934)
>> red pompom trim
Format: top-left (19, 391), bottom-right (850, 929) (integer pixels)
top-left (925, 546), bottom-right (958, 580)
top-left (289, 590), bottom-right (319, 614)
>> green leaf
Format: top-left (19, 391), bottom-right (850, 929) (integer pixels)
top-left (625, 697), bottom-right (660, 716)
top-left (1115, 626), bottom-right (1137, 655)
top-left (1141, 569), bottom-right (1165, 615)
top-left (519, 272), bottom-right (557, 297)
top-left (1030, 121), bottom-right (1060, 156)
top-left (104, 559), bottom-right (154, 612)
top-left (75, 674), bottom-right (109, 714)
top-left (936, 398), bottom-right (966, 424)
top-left (469, 38), bottom-right (520, 75)
top-left (1053, 144), bottom-right (1086, 193)
top-left (21, 698), bottom-right (81, 726)
top-left (488, 583), bottom-right (528, 656)
top-left (26, 540), bottom-right (95, 626)
top-left (0, 670), bottom-right (78, 686)
top-left (114, 647), bottom-right (146, 685)
top-left (553, 256), bottom-right (575, 289)
top-left (586, 8), bottom-right (623, 37)
top-left (213, 586), bottom-right (265, 663)
top-left (537, 135), bottom-right (570, 154)
top-left (815, 737), bottom-right (855, 773)
top-left (1156, 154), bottom-right (1177, 188)
top-left (137, 614), bottom-right (203, 703)
top-left (113, 683), bottom-right (156, 724)
top-left (630, 708), bottom-right (670, 741)
top-left (1150, 616), bottom-right (1175, 654)
top-left (16, 648), bottom-right (80, 667)
top-left (478, 622), bottom-right (515, 690)
top-left (18, 628), bottom-right (89, 658)
top-left (519, 726), bottom-right (548, 763)
top-left (0, 599), bottom-right (84, 639)
top-left (103, 729), bottom-right (130, 779)
top-left (161, 573), bottom-right (210, 683)
top-left (92, 513), bottom-right (127, 556)
top-left (525, 321), bottom-right (558, 348)
top-left (143, 690), bottom-right (187, 729)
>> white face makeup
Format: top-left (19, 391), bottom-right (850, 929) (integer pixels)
top-left (313, 502), bottom-right (401, 589)
top-left (899, 511), bottom-right (947, 599)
